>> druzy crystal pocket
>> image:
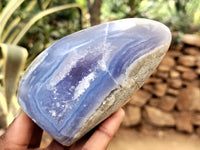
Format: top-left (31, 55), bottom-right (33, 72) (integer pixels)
top-left (18, 18), bottom-right (171, 145)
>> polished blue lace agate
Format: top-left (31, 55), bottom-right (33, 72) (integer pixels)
top-left (18, 18), bottom-right (171, 145)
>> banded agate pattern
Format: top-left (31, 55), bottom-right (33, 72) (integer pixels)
top-left (18, 18), bottom-right (171, 145)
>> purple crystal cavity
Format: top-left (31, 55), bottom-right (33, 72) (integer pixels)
top-left (18, 18), bottom-right (171, 145)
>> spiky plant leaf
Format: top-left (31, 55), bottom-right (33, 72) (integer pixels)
top-left (0, 92), bottom-right (7, 128)
top-left (12, 3), bottom-right (82, 44)
top-left (1, 0), bottom-right (51, 43)
top-left (6, 96), bottom-right (20, 126)
top-left (0, 43), bottom-right (28, 106)
top-left (1, 17), bottom-right (21, 42)
top-left (0, 0), bottom-right (24, 38)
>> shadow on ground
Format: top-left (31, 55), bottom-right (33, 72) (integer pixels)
top-left (108, 128), bottom-right (200, 150)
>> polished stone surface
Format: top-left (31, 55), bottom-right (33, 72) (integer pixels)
top-left (18, 18), bottom-right (171, 145)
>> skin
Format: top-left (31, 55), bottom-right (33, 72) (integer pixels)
top-left (0, 108), bottom-right (125, 150)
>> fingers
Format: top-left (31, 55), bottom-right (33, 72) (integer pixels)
top-left (0, 109), bottom-right (42, 150)
top-left (0, 108), bottom-right (124, 150)
top-left (28, 123), bottom-right (43, 148)
top-left (47, 108), bottom-right (125, 150)
top-left (45, 140), bottom-right (70, 150)
top-left (82, 108), bottom-right (125, 150)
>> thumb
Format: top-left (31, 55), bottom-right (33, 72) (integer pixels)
top-left (0, 109), bottom-right (35, 150)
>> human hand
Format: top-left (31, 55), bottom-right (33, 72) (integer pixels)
top-left (0, 108), bottom-right (124, 150)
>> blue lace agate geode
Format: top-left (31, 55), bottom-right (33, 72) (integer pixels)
top-left (18, 18), bottom-right (171, 145)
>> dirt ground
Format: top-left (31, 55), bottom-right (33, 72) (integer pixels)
top-left (1, 125), bottom-right (200, 150)
top-left (108, 128), bottom-right (200, 150)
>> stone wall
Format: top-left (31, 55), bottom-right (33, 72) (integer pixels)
top-left (123, 34), bottom-right (200, 134)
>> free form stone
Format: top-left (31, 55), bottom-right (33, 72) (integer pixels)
top-left (18, 18), bottom-right (171, 145)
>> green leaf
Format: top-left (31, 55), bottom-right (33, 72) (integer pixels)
top-left (0, 43), bottom-right (28, 106)
top-left (4, 28), bottom-right (21, 44)
top-left (12, 3), bottom-right (82, 44)
top-left (6, 96), bottom-right (20, 126)
top-left (0, 92), bottom-right (8, 115)
top-left (1, 17), bottom-right (21, 42)
top-left (0, 0), bottom-right (24, 39)
top-left (43, 0), bottom-right (51, 9)
top-left (0, 92), bottom-right (7, 128)
top-left (1, 0), bottom-right (37, 43)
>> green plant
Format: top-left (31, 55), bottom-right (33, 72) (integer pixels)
top-left (0, 0), bottom-right (82, 127)
top-left (100, 0), bottom-right (200, 33)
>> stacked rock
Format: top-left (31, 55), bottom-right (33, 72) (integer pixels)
top-left (123, 34), bottom-right (200, 134)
